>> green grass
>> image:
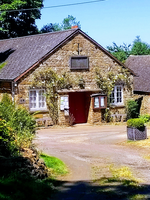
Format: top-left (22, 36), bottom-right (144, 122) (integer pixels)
top-left (40, 153), bottom-right (68, 176)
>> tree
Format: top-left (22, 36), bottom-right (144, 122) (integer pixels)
top-left (40, 23), bottom-right (61, 33)
top-left (107, 36), bottom-right (150, 63)
top-left (40, 15), bottom-right (81, 33)
top-left (107, 42), bottom-right (131, 63)
top-left (61, 15), bottom-right (81, 30)
top-left (130, 36), bottom-right (150, 55)
top-left (0, 0), bottom-right (43, 39)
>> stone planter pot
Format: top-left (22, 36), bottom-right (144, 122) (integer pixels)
top-left (127, 126), bottom-right (147, 141)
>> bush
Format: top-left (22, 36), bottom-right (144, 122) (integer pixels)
top-left (0, 119), bottom-right (18, 156)
top-left (127, 118), bottom-right (145, 129)
top-left (0, 94), bottom-right (36, 151)
top-left (126, 100), bottom-right (139, 119)
top-left (139, 114), bottom-right (150, 123)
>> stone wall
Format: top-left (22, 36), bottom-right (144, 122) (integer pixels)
top-left (12, 33), bottom-right (133, 125)
top-left (133, 94), bottom-right (150, 115)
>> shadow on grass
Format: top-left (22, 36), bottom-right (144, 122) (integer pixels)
top-left (0, 174), bottom-right (150, 200)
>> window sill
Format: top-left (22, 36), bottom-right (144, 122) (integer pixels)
top-left (30, 109), bottom-right (48, 113)
top-left (110, 104), bottom-right (124, 108)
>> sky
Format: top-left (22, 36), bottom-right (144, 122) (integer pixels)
top-left (36, 0), bottom-right (150, 48)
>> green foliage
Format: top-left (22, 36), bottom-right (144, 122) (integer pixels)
top-left (126, 100), bottom-right (139, 119)
top-left (40, 153), bottom-right (68, 175)
top-left (139, 114), bottom-right (150, 123)
top-left (130, 36), bottom-right (150, 55)
top-left (104, 108), bottom-right (112, 122)
top-left (0, 172), bottom-right (55, 200)
top-left (40, 23), bottom-right (62, 33)
top-left (61, 15), bottom-right (81, 30)
top-left (95, 67), bottom-right (132, 99)
top-left (0, 62), bottom-right (7, 70)
top-left (0, 0), bottom-right (43, 39)
top-left (107, 42), bottom-right (131, 63)
top-left (40, 15), bottom-right (81, 33)
top-left (0, 119), bottom-right (17, 157)
top-left (127, 118), bottom-right (145, 129)
top-left (0, 94), bottom-right (36, 150)
top-left (32, 68), bottom-right (75, 125)
top-left (107, 36), bottom-right (150, 62)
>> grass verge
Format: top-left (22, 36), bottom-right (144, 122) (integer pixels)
top-left (40, 153), bottom-right (68, 176)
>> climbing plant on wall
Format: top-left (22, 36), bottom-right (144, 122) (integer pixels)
top-left (95, 66), bottom-right (132, 103)
top-left (32, 68), bottom-right (75, 125)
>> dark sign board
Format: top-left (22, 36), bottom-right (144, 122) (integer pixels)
top-left (70, 56), bottom-right (89, 69)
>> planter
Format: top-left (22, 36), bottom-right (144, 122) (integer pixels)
top-left (127, 126), bottom-right (147, 141)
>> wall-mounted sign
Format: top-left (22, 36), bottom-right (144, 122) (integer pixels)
top-left (60, 96), bottom-right (69, 110)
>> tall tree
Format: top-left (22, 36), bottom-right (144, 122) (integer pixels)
top-left (130, 36), bottom-right (150, 55)
top-left (0, 0), bottom-right (43, 39)
top-left (40, 15), bottom-right (81, 33)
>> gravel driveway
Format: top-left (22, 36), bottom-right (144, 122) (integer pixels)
top-left (35, 124), bottom-right (150, 199)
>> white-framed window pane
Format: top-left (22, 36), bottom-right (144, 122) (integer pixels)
top-left (29, 91), bottom-right (37, 108)
top-left (29, 89), bottom-right (46, 110)
top-left (110, 89), bottom-right (115, 103)
top-left (94, 97), bottom-right (99, 108)
top-left (110, 85), bottom-right (123, 105)
top-left (38, 90), bottom-right (46, 108)
top-left (116, 86), bottom-right (122, 103)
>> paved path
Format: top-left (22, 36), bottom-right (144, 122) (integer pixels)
top-left (35, 124), bottom-right (150, 199)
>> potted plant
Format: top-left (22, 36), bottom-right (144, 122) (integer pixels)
top-left (127, 118), bottom-right (147, 140)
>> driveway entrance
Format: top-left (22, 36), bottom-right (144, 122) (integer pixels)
top-left (35, 125), bottom-right (150, 183)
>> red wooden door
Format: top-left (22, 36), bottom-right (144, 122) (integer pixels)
top-left (69, 92), bottom-right (86, 124)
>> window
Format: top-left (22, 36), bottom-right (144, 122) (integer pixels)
top-left (92, 94), bottom-right (107, 109)
top-left (70, 56), bottom-right (89, 70)
top-left (110, 85), bottom-right (123, 105)
top-left (29, 89), bottom-right (47, 111)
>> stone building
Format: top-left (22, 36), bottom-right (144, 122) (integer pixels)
top-left (0, 28), bottom-right (134, 125)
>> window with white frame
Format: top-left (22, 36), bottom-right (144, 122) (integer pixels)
top-left (29, 89), bottom-right (47, 111)
top-left (110, 85), bottom-right (123, 105)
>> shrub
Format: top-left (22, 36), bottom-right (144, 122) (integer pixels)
top-left (139, 114), bottom-right (150, 123)
top-left (0, 94), bottom-right (36, 151)
top-left (0, 119), bottom-right (18, 156)
top-left (127, 118), bottom-right (145, 129)
top-left (126, 100), bottom-right (139, 119)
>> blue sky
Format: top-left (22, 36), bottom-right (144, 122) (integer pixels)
top-left (36, 0), bottom-right (150, 48)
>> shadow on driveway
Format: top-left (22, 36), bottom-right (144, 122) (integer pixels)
top-left (51, 178), bottom-right (150, 200)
